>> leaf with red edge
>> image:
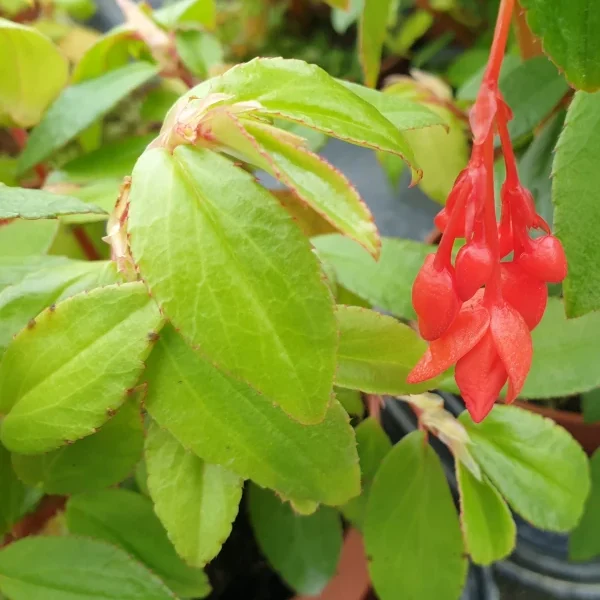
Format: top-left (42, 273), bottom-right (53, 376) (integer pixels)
top-left (489, 302), bottom-right (532, 402)
top-left (407, 303), bottom-right (490, 384)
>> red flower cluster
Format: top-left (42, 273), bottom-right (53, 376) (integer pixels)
top-left (407, 0), bottom-right (567, 422)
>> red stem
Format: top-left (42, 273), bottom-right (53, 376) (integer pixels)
top-left (73, 227), bottom-right (101, 261)
top-left (484, 0), bottom-right (516, 84)
top-left (9, 128), bottom-right (48, 185)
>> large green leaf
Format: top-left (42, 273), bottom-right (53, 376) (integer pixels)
top-left (335, 305), bottom-right (435, 394)
top-left (0, 536), bottom-right (177, 600)
top-left (0, 282), bottom-right (163, 454)
top-left (365, 431), bottom-right (467, 600)
top-left (128, 146), bottom-right (336, 424)
top-left (18, 62), bottom-right (159, 175)
top-left (145, 422), bottom-right (243, 567)
top-left (459, 405), bottom-right (590, 531)
top-left (0, 185), bottom-right (105, 220)
top-left (0, 255), bottom-right (67, 293)
top-left (0, 19), bottom-right (68, 128)
top-left (457, 462), bottom-right (516, 565)
top-left (522, 298), bottom-right (600, 398)
top-left (143, 326), bottom-right (360, 506)
top-left (358, 0), bottom-right (392, 87)
top-left (570, 449), bottom-right (600, 561)
top-left (66, 489), bottom-right (210, 598)
top-left (153, 0), bottom-right (216, 29)
top-left (313, 234), bottom-right (434, 319)
top-left (520, 0), bottom-right (600, 91)
top-left (553, 91), bottom-right (600, 317)
top-left (0, 220), bottom-right (58, 257)
top-left (248, 484), bottom-right (343, 596)
top-left (12, 397), bottom-right (143, 494)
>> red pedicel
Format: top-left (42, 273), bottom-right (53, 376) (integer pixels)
top-left (518, 235), bottom-right (568, 283)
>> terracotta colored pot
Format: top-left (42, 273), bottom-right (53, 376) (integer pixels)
top-left (515, 400), bottom-right (600, 456)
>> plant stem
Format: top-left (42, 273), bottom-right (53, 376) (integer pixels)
top-left (484, 0), bottom-right (515, 83)
top-left (73, 226), bottom-right (101, 261)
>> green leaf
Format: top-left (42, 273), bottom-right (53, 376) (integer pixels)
top-left (175, 30), bottom-right (223, 78)
top-left (0, 255), bottom-right (67, 293)
top-left (176, 58), bottom-right (420, 160)
top-left (0, 19), bottom-right (69, 128)
top-left (0, 220), bottom-right (58, 257)
top-left (12, 397), bottom-right (143, 494)
top-left (313, 234), bottom-right (434, 319)
top-left (583, 388), bottom-right (600, 424)
top-left (143, 325), bottom-right (360, 506)
top-left (0, 443), bottom-right (41, 536)
top-left (553, 91), bottom-right (600, 317)
top-left (153, 0), bottom-right (216, 30)
top-left (324, 0), bottom-right (350, 9)
top-left (18, 62), bottom-right (159, 175)
top-left (335, 387), bottom-right (364, 417)
top-left (145, 421), bottom-right (243, 567)
top-left (248, 484), bottom-right (343, 596)
top-left (457, 462), bottom-right (516, 566)
top-left (457, 54), bottom-right (521, 101)
top-left (335, 305), bottom-right (435, 394)
top-left (522, 298), bottom-right (600, 398)
top-left (128, 146), bottom-right (336, 425)
top-left (358, 0), bottom-right (392, 87)
top-left (0, 185), bottom-right (105, 220)
top-left (0, 536), bottom-right (177, 600)
top-left (520, 0), bottom-right (600, 91)
top-left (0, 259), bottom-right (117, 356)
top-left (66, 489), bottom-right (210, 598)
top-left (340, 417), bottom-right (391, 528)
top-left (570, 449), bottom-right (600, 560)
top-left (209, 113), bottom-right (380, 256)
top-left (0, 282), bottom-right (163, 454)
top-left (48, 180), bottom-right (121, 225)
top-left (365, 431), bottom-right (467, 600)
top-left (332, 0), bottom-right (363, 34)
top-left (459, 405), bottom-right (590, 531)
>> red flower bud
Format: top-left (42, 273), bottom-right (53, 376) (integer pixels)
top-left (518, 235), bottom-right (567, 283)
top-left (454, 242), bottom-right (494, 301)
top-left (412, 255), bottom-right (461, 341)
top-left (500, 262), bottom-right (547, 330)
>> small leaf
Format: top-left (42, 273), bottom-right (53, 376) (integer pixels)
top-left (0, 19), bottom-right (68, 128)
top-left (128, 146), bottom-right (336, 425)
top-left (553, 91), bottom-right (600, 317)
top-left (0, 255), bottom-right (67, 293)
top-left (12, 397), bottom-right (143, 494)
top-left (153, 0), bottom-right (216, 29)
top-left (145, 421), bottom-right (243, 567)
top-left (0, 282), bottom-right (163, 454)
top-left (570, 449), bottom-right (600, 561)
top-left (66, 489), bottom-right (210, 598)
top-left (358, 0), bottom-right (392, 87)
top-left (0, 185), bottom-right (105, 220)
top-left (175, 30), bottom-right (223, 78)
top-left (335, 387), bottom-right (364, 417)
top-left (0, 220), bottom-right (58, 257)
top-left (459, 405), bottom-right (590, 531)
top-left (0, 536), bottom-right (177, 600)
top-left (332, 0), bottom-right (362, 34)
top-left (248, 484), bottom-right (343, 596)
top-left (18, 62), bottom-right (159, 175)
top-left (335, 305), bottom-right (435, 394)
top-left (520, 0), bottom-right (600, 91)
top-left (143, 326), bottom-right (360, 506)
top-left (365, 431), bottom-right (467, 600)
top-left (313, 234), bottom-right (434, 319)
top-left (457, 462), bottom-right (516, 565)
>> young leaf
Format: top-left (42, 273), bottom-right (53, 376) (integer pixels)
top-left (340, 417), bottom-right (391, 529)
top-left (520, 0), bottom-right (600, 91)
top-left (0, 536), bottom-right (177, 600)
top-left (364, 431), bottom-right (467, 600)
top-left (459, 405), bottom-right (590, 531)
top-left (456, 462), bottom-right (516, 566)
top-left (0, 220), bottom-right (58, 257)
top-left (335, 305), bottom-right (436, 394)
top-left (66, 489), bottom-right (210, 598)
top-left (248, 484), bottom-right (344, 596)
top-left (153, 0), bottom-right (216, 29)
top-left (570, 449), bottom-right (600, 561)
top-left (313, 234), bottom-right (434, 319)
top-left (0, 185), bottom-right (105, 220)
top-left (12, 397), bottom-right (143, 494)
top-left (128, 146), bottom-right (336, 425)
top-left (523, 298), bottom-right (600, 398)
top-left (143, 325), bottom-right (360, 506)
top-left (0, 282), bottom-right (163, 454)
top-left (0, 19), bottom-right (68, 127)
top-left (145, 422), bottom-right (243, 567)
top-left (553, 91), bottom-right (600, 317)
top-left (175, 30), bottom-right (223, 78)
top-left (18, 62), bottom-right (159, 175)
top-left (358, 0), bottom-right (392, 87)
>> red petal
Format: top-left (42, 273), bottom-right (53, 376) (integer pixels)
top-left (456, 332), bottom-right (508, 423)
top-left (500, 262), bottom-right (548, 330)
top-left (518, 235), bottom-right (568, 283)
top-left (407, 302), bottom-right (490, 383)
top-left (489, 302), bottom-right (532, 402)
top-left (454, 242), bottom-right (494, 301)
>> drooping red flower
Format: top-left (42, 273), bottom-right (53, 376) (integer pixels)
top-left (407, 0), bottom-right (567, 422)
